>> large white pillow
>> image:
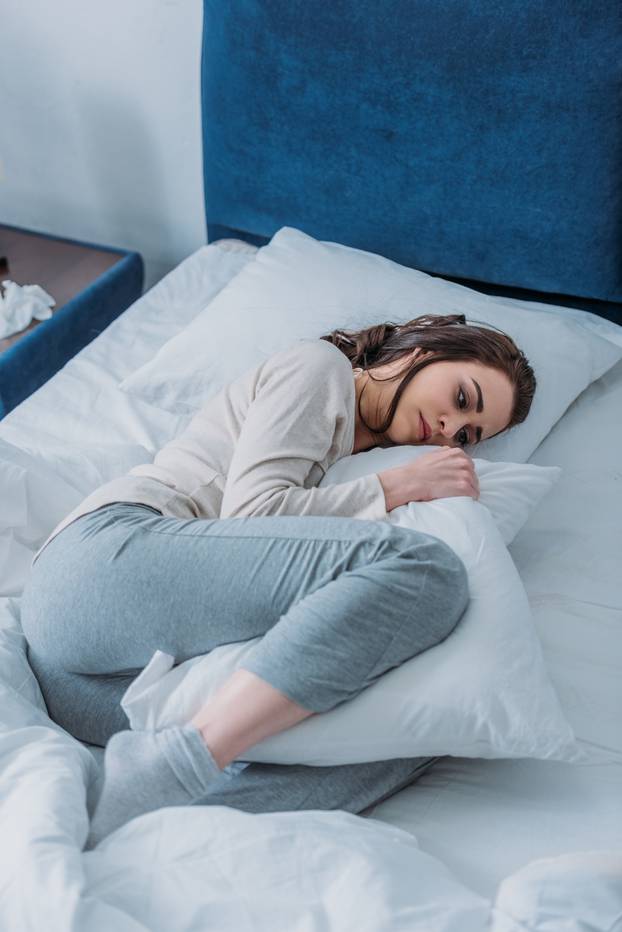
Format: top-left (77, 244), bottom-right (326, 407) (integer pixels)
top-left (120, 455), bottom-right (582, 766)
top-left (118, 226), bottom-right (622, 462)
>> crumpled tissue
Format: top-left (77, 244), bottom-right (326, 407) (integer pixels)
top-left (0, 280), bottom-right (55, 339)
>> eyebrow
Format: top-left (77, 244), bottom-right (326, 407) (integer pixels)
top-left (470, 378), bottom-right (484, 443)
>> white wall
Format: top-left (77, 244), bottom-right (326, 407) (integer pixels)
top-left (0, 0), bottom-right (205, 290)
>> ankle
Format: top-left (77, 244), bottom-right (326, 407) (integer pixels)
top-left (192, 720), bottom-right (235, 771)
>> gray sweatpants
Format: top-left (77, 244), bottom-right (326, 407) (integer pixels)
top-left (20, 502), bottom-right (469, 815)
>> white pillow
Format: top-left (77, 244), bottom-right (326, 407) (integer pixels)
top-left (322, 445), bottom-right (562, 546)
top-left (118, 226), bottom-right (622, 462)
top-left (120, 455), bottom-right (582, 765)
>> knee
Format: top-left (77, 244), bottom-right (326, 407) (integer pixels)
top-left (399, 533), bottom-right (470, 644)
top-left (425, 537), bottom-right (470, 641)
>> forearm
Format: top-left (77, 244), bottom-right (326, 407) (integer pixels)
top-left (221, 472), bottom-right (387, 521)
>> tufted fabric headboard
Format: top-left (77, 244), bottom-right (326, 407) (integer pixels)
top-left (201, 1), bottom-right (622, 322)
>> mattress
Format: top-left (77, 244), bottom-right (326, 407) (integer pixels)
top-left (1, 239), bottom-right (621, 929)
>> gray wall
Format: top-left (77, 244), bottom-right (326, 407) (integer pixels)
top-left (1, 0), bottom-right (206, 291)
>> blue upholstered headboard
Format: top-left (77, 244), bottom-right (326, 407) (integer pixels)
top-left (201, 1), bottom-right (622, 324)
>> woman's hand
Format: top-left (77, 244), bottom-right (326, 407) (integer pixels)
top-left (377, 448), bottom-right (480, 511)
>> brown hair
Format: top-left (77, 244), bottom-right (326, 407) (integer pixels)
top-left (319, 313), bottom-right (536, 448)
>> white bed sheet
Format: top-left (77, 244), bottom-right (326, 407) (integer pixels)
top-left (370, 336), bottom-right (622, 897)
top-left (1, 239), bottom-right (621, 929)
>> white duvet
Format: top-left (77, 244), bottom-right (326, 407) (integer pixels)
top-left (1, 242), bottom-right (621, 931)
top-left (1, 594), bottom-right (620, 930)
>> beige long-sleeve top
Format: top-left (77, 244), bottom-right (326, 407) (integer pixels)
top-left (32, 338), bottom-right (388, 567)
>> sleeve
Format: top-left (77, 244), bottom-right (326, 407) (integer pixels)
top-left (219, 342), bottom-right (388, 521)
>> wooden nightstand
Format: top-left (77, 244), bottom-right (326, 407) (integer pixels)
top-left (0, 224), bottom-right (143, 418)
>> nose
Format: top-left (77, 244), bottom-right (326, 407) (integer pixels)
top-left (437, 417), bottom-right (459, 445)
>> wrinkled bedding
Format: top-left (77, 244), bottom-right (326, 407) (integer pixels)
top-left (1, 240), bottom-right (620, 930)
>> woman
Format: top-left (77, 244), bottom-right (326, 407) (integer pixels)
top-left (20, 312), bottom-right (535, 847)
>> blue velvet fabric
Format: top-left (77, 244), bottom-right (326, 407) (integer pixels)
top-left (0, 250), bottom-right (143, 419)
top-left (201, 1), bottom-right (622, 318)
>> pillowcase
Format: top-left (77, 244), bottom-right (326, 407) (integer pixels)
top-left (118, 226), bottom-right (622, 463)
top-left (120, 453), bottom-right (582, 765)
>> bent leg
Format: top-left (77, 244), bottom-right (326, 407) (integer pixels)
top-left (29, 659), bottom-right (439, 824)
top-left (23, 658), bottom-right (134, 746)
top-left (191, 755), bottom-right (441, 815)
top-left (21, 501), bottom-right (468, 748)
top-left (239, 522), bottom-right (469, 712)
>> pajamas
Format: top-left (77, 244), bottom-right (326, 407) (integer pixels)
top-left (20, 502), bottom-right (469, 814)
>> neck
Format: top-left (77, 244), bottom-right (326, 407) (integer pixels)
top-left (353, 370), bottom-right (380, 454)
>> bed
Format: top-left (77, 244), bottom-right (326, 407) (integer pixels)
top-left (1, 3), bottom-right (621, 929)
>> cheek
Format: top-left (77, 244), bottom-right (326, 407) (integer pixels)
top-left (394, 389), bottom-right (422, 441)
top-left (397, 407), bottom-right (418, 442)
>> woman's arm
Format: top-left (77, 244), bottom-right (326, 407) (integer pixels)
top-left (219, 341), bottom-right (388, 521)
top-left (376, 465), bottom-right (413, 513)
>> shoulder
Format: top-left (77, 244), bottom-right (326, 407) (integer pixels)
top-left (261, 338), bottom-right (354, 387)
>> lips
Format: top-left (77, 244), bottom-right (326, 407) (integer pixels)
top-left (420, 414), bottom-right (431, 442)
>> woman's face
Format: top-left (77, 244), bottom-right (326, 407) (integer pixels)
top-left (353, 348), bottom-right (515, 453)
